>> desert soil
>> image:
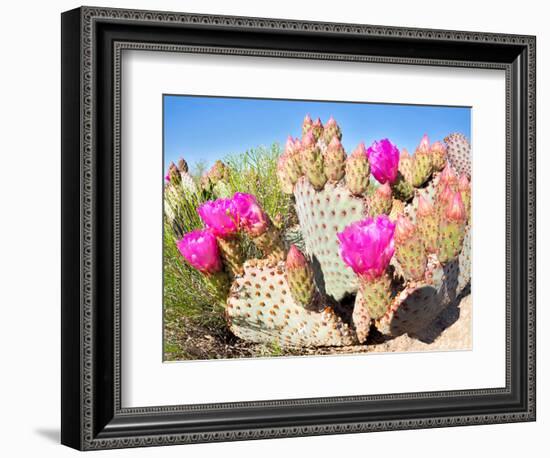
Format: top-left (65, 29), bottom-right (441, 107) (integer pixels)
top-left (164, 294), bottom-right (472, 361)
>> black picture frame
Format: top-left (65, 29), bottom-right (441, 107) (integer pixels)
top-left (61, 6), bottom-right (536, 451)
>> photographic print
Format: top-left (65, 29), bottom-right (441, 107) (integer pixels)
top-left (163, 96), bottom-right (472, 361)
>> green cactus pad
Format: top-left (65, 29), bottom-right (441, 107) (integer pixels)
top-left (458, 225), bottom-right (471, 292)
top-left (251, 225), bottom-right (285, 264)
top-left (376, 255), bottom-right (459, 336)
top-left (411, 152), bottom-right (433, 187)
top-left (352, 289), bottom-right (372, 344)
top-left (398, 153), bottom-right (414, 184)
top-left (378, 222), bottom-right (471, 338)
top-left (324, 142), bottom-right (346, 182)
top-left (227, 260), bottom-right (358, 347)
top-left (344, 152), bottom-right (370, 196)
top-left (367, 191), bottom-right (393, 216)
top-left (204, 271), bottom-right (231, 308)
top-left (294, 177), bottom-right (367, 301)
top-left (437, 220), bottom-right (466, 264)
top-left (360, 274), bottom-right (393, 320)
top-left (444, 133), bottom-right (471, 178)
top-left (217, 236), bottom-right (245, 277)
top-left (395, 235), bottom-right (427, 281)
top-left (286, 260), bottom-right (316, 307)
top-left (302, 145), bottom-right (327, 190)
top-left (391, 173), bottom-right (414, 201)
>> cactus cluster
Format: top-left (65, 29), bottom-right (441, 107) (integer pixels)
top-left (168, 114), bottom-right (472, 349)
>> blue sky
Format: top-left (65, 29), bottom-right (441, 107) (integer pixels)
top-left (164, 95), bottom-right (471, 173)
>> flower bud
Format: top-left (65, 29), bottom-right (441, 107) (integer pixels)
top-left (445, 191), bottom-right (466, 222)
top-left (394, 215), bottom-right (415, 244)
top-left (417, 194), bottom-right (434, 217)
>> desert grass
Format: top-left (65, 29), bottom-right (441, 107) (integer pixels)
top-left (163, 144), bottom-right (297, 359)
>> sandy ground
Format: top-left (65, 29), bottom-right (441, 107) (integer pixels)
top-left (165, 294), bottom-right (472, 360)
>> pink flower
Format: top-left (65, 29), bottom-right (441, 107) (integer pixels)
top-left (198, 198), bottom-right (239, 238)
top-left (337, 215), bottom-right (396, 281)
top-left (177, 229), bottom-right (222, 274)
top-left (366, 139), bottom-right (400, 184)
top-left (231, 192), bottom-right (268, 237)
top-left (165, 172), bottom-right (171, 182)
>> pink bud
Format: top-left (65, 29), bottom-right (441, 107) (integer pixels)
top-left (177, 229), bottom-right (222, 274)
top-left (366, 139), bottom-right (400, 184)
top-left (418, 134), bottom-right (430, 153)
top-left (400, 149), bottom-right (411, 161)
top-left (337, 215), bottom-right (395, 281)
top-left (431, 140), bottom-right (447, 156)
top-left (165, 172), bottom-right (171, 182)
top-left (302, 131), bottom-right (316, 148)
top-left (303, 114), bottom-right (312, 125)
top-left (395, 215), bottom-right (415, 243)
top-left (328, 136), bottom-right (343, 150)
top-left (313, 118), bottom-right (323, 128)
top-left (198, 198), bottom-right (239, 238)
top-left (439, 184), bottom-right (454, 207)
top-left (286, 245), bottom-right (307, 270)
top-left (285, 136), bottom-right (295, 153)
top-left (445, 192), bottom-right (466, 222)
top-left (376, 182), bottom-right (392, 199)
top-left (417, 194), bottom-right (434, 217)
top-left (351, 142), bottom-right (367, 158)
top-left (326, 116), bottom-right (337, 127)
top-left (439, 164), bottom-right (457, 187)
top-left (277, 151), bottom-right (289, 169)
top-left (458, 174), bottom-right (470, 191)
top-left (231, 192), bottom-right (268, 237)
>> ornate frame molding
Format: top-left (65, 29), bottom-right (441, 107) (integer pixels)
top-left (61, 6), bottom-right (536, 450)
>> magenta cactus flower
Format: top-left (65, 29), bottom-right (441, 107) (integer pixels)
top-left (198, 198), bottom-right (239, 238)
top-left (366, 139), bottom-right (400, 184)
top-left (231, 192), bottom-right (268, 237)
top-left (337, 215), bottom-right (396, 281)
top-left (177, 229), bottom-right (222, 274)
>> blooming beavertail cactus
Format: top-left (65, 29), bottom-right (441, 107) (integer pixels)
top-left (168, 117), bottom-right (472, 348)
